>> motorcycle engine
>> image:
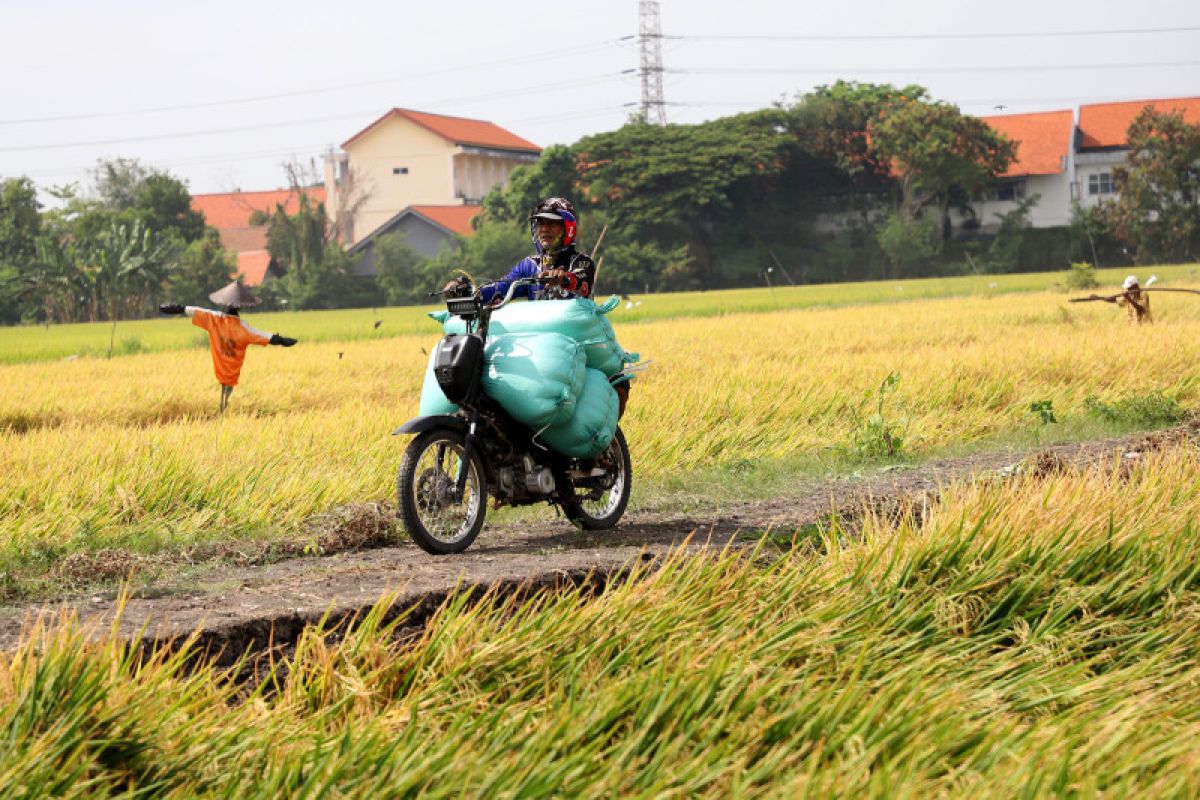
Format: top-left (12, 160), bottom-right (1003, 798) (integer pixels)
top-left (497, 455), bottom-right (556, 498)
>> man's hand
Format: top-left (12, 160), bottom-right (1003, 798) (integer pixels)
top-left (442, 276), bottom-right (472, 298)
top-left (270, 334), bottom-right (298, 347)
top-left (537, 269), bottom-right (569, 287)
top-left (159, 303), bottom-right (185, 315)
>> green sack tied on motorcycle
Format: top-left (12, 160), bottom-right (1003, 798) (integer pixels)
top-left (537, 368), bottom-right (620, 458)
top-left (418, 332), bottom-right (586, 429)
top-left (419, 346), bottom-right (459, 416)
top-left (430, 297), bottom-right (629, 377)
top-left (482, 333), bottom-right (585, 429)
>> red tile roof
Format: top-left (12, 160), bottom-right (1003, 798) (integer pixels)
top-left (215, 227), bottom-right (268, 254)
top-left (408, 204), bottom-right (482, 236)
top-left (1078, 96), bottom-right (1200, 149)
top-left (236, 250), bottom-right (273, 287)
top-left (980, 110), bottom-right (1073, 176)
top-left (191, 187), bottom-right (326, 229)
top-left (342, 109), bottom-right (540, 153)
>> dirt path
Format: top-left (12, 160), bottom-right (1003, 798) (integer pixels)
top-left (0, 426), bottom-right (1193, 657)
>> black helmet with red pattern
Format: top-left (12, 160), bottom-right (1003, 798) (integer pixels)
top-left (528, 197), bottom-right (577, 253)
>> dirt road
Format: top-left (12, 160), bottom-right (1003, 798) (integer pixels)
top-left (0, 426), bottom-right (1192, 658)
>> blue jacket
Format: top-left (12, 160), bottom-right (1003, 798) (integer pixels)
top-left (480, 247), bottom-right (595, 302)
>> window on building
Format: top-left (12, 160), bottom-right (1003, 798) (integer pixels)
top-left (1088, 172), bottom-right (1116, 196)
top-left (392, 167), bottom-right (409, 175)
top-left (994, 179), bottom-right (1026, 202)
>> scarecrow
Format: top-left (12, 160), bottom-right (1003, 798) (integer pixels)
top-left (1070, 275), bottom-right (1200, 325)
top-left (159, 280), bottom-right (297, 412)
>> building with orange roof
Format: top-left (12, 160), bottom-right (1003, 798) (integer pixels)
top-left (972, 110), bottom-right (1075, 230)
top-left (324, 108), bottom-right (539, 247)
top-left (1074, 97), bottom-right (1200, 212)
top-left (345, 204), bottom-right (484, 275)
top-left (957, 95), bottom-right (1199, 234)
top-left (190, 187), bottom-right (325, 286)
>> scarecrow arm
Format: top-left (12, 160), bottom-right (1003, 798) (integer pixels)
top-left (269, 334), bottom-right (298, 347)
top-left (159, 303), bottom-right (185, 315)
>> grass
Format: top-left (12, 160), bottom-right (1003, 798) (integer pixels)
top-left (2, 446), bottom-right (1199, 794)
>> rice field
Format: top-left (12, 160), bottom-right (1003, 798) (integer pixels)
top-left (3, 444), bottom-right (1199, 796)
top-left (1, 266), bottom-right (1199, 582)
top-left (3, 263), bottom-right (1196, 365)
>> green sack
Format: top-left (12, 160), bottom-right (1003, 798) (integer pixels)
top-left (482, 333), bottom-right (585, 429)
top-left (430, 297), bottom-right (631, 377)
top-left (418, 332), bottom-right (585, 427)
top-left (418, 347), bottom-right (458, 416)
top-left (538, 368), bottom-right (619, 458)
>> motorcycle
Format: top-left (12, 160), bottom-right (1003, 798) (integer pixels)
top-left (394, 277), bottom-right (632, 554)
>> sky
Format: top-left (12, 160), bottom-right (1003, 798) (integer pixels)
top-left (3, 0), bottom-right (1199, 200)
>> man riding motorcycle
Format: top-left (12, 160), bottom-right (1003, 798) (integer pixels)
top-left (441, 196), bottom-right (627, 416)
top-left (444, 197), bottom-right (595, 302)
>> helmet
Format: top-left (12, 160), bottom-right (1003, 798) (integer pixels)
top-left (1123, 275), bottom-right (1140, 290)
top-left (528, 197), bottom-right (577, 252)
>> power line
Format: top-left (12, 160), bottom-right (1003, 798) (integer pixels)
top-left (670, 59), bottom-right (1200, 76)
top-left (0, 74), bottom-right (627, 154)
top-left (0, 41), bottom-right (625, 127)
top-left (665, 25), bottom-right (1200, 42)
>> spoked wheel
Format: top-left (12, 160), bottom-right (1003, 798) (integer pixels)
top-left (559, 427), bottom-right (632, 530)
top-left (397, 428), bottom-right (488, 554)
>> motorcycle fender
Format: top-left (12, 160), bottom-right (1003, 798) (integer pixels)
top-left (392, 415), bottom-right (468, 436)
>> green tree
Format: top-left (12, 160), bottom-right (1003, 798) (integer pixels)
top-left (480, 145), bottom-right (578, 225)
top-left (0, 177), bottom-right (42, 265)
top-left (424, 220), bottom-right (531, 285)
top-left (165, 229), bottom-right (235, 305)
top-left (80, 219), bottom-right (178, 324)
top-left (986, 194), bottom-right (1040, 273)
top-left (875, 211), bottom-right (939, 278)
top-left (134, 173), bottom-right (206, 243)
top-left (786, 81), bottom-right (923, 201)
top-left (0, 237), bottom-right (81, 324)
top-left (1102, 106), bottom-right (1200, 263)
top-left (600, 240), bottom-right (691, 294)
top-left (871, 98), bottom-right (1016, 225)
top-left (374, 232), bottom-right (434, 305)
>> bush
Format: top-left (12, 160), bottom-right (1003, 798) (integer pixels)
top-left (876, 213), bottom-right (939, 278)
top-left (1084, 391), bottom-right (1185, 426)
top-left (845, 372), bottom-right (907, 458)
top-left (1065, 262), bottom-right (1099, 290)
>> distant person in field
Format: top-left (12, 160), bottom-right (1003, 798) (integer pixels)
top-left (1106, 275), bottom-right (1153, 325)
top-left (159, 280), bottom-right (297, 412)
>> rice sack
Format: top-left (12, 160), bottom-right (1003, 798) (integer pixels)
top-left (538, 368), bottom-right (619, 458)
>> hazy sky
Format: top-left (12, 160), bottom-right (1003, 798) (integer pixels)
top-left (3, 0), bottom-right (1198, 198)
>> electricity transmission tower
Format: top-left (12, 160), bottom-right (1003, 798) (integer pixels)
top-left (638, 1), bottom-right (667, 124)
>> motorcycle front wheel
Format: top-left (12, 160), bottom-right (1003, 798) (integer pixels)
top-left (397, 428), bottom-right (488, 554)
top-left (559, 427), bottom-right (632, 530)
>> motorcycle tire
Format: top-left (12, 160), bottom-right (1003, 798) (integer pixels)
top-left (559, 427), bottom-right (632, 530)
top-left (398, 428), bottom-right (488, 554)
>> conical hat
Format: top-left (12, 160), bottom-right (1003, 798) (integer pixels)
top-left (208, 280), bottom-right (262, 309)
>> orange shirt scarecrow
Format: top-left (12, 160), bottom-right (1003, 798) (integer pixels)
top-left (187, 307), bottom-right (272, 387)
top-left (159, 280), bottom-right (297, 412)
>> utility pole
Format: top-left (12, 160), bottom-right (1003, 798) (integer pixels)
top-left (638, 1), bottom-right (667, 125)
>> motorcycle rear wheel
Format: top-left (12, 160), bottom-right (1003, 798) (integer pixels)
top-left (559, 427), bottom-right (631, 530)
top-left (398, 428), bottom-right (487, 554)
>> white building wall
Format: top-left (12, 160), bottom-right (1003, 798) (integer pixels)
top-left (1073, 151), bottom-right (1127, 210)
top-left (968, 171), bottom-right (1074, 231)
top-left (451, 149), bottom-right (538, 204)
